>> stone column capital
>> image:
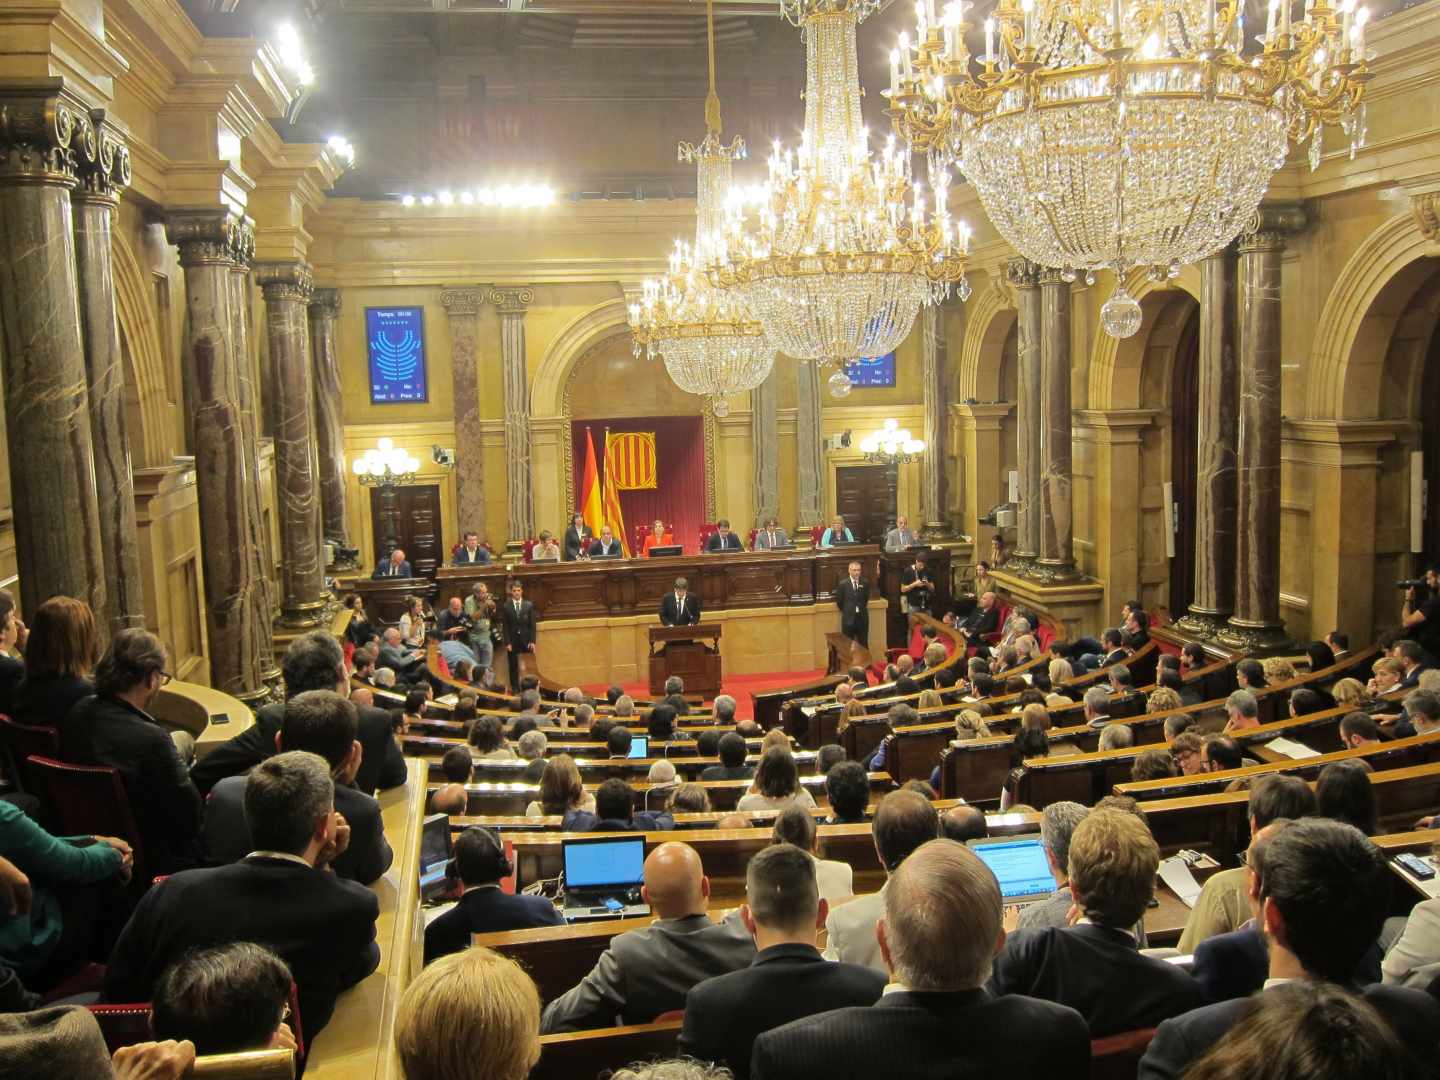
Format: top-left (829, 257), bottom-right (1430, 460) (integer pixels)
top-left (0, 79), bottom-right (100, 188)
top-left (72, 110), bottom-right (131, 207)
top-left (1238, 201), bottom-right (1308, 253)
top-left (440, 287), bottom-right (485, 316)
top-left (1005, 257), bottom-right (1042, 289)
top-left (254, 260), bottom-right (314, 303)
top-left (308, 288), bottom-right (341, 318)
top-left (1037, 267), bottom-right (1072, 289)
top-left (489, 286), bottom-right (535, 316)
top-left (165, 209), bottom-right (242, 268)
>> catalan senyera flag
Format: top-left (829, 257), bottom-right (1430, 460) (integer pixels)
top-left (602, 430), bottom-right (630, 556)
top-left (608, 430), bottom-right (658, 490)
top-left (580, 428), bottom-right (603, 540)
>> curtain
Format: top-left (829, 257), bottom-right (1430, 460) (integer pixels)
top-left (571, 416), bottom-right (706, 554)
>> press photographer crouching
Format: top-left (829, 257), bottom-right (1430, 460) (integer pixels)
top-left (1401, 565), bottom-right (1440, 666)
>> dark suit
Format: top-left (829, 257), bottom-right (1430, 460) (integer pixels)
top-left (105, 855), bottom-right (380, 1036)
top-left (188, 701), bottom-right (406, 798)
top-left (500, 599), bottom-right (538, 689)
top-left (705, 531), bottom-right (743, 552)
top-left (835, 575), bottom-right (869, 645)
top-left (700, 764), bottom-right (754, 781)
top-left (987, 923), bottom-right (1204, 1036)
top-left (424, 885), bottom-right (564, 965)
top-left (589, 538), bottom-right (624, 557)
top-left (10, 674), bottom-right (94, 729)
top-left (452, 545), bottom-right (490, 566)
top-left (1139, 981), bottom-right (1440, 1080)
top-left (0, 654), bottom-right (24, 715)
top-left (899, 566), bottom-right (933, 613)
top-left (563, 526), bottom-right (591, 561)
top-left (750, 987), bottom-right (1091, 1080)
top-left (681, 943), bottom-right (886, 1079)
top-left (1192, 924), bottom-right (1268, 1003)
top-left (58, 694), bottom-right (203, 875)
top-left (371, 558), bottom-right (411, 579)
top-left (203, 775), bottom-right (392, 885)
top-left (960, 604), bottom-right (1000, 640)
top-left (660, 591), bottom-right (701, 627)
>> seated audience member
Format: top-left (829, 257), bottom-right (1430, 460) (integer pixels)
top-left (662, 692), bottom-right (691, 717)
top-left (1202, 734), bottom-right (1247, 773)
top-left (752, 840), bottom-right (1090, 1080)
top-left (0, 798), bottom-right (129, 989)
top-left (1163, 712), bottom-right (1196, 741)
top-left (695, 729), bottom-right (722, 759)
top-left (1369, 657), bottom-right (1405, 709)
top-left (59, 628), bottom-right (202, 875)
top-left (815, 744), bottom-right (846, 776)
top-left (1340, 710), bottom-right (1384, 749)
top-left (1306, 639), bottom-right (1338, 675)
top-left (988, 809), bottom-right (1203, 1035)
top-left (824, 790), bottom-right (939, 972)
top-left (836, 698), bottom-right (866, 736)
top-left (430, 785), bottom-right (468, 817)
top-left (648, 704), bottom-right (678, 743)
top-left (701, 732), bottom-right (753, 781)
top-left (868, 703), bottom-right (921, 772)
top-left (350, 686), bottom-right (375, 709)
top-left (1317, 760), bottom-right (1378, 835)
top-left (1140, 819), bottom-right (1440, 1080)
top-left (151, 943), bottom-right (296, 1054)
top-left (1223, 688), bottom-right (1261, 733)
top-left (525, 754), bottom-right (595, 819)
top-left (606, 725), bottom-right (635, 759)
top-left (105, 751), bottom-right (381, 1036)
top-left (564, 778), bottom-right (673, 833)
top-left (396, 948), bottom-right (542, 1080)
top-left (10, 596), bottom-right (98, 729)
top-left (1290, 687), bottom-right (1329, 717)
top-left (350, 643), bottom-right (379, 685)
top-left (771, 806), bottom-right (852, 902)
top-left (668, 783), bottom-right (712, 814)
top-left (648, 760), bottom-right (679, 790)
top-left (825, 761), bottom-right (870, 825)
top-left (1394, 687), bottom-right (1440, 739)
top-left (372, 667), bottom-right (397, 691)
top-left (1016, 802), bottom-right (1090, 931)
top-left (1146, 686), bottom-right (1183, 715)
top-left (1099, 724), bottom-right (1135, 752)
top-left (0, 590), bottom-right (24, 713)
top-left (1083, 686), bottom-right (1112, 728)
top-left (716, 813), bottom-right (751, 830)
top-left (377, 627), bottom-right (424, 678)
top-left (680, 844), bottom-right (884, 1078)
top-left (541, 842), bottom-right (755, 1032)
top-left (516, 729), bottom-right (548, 767)
top-left (736, 749), bottom-right (817, 813)
top-left (1333, 676), bottom-right (1372, 709)
top-left (1131, 747), bottom-right (1176, 782)
top-left (424, 826), bottom-right (563, 964)
top-left (1177, 773), bottom-right (1317, 953)
top-left (191, 631), bottom-right (406, 797)
top-left (711, 694), bottom-right (737, 726)
top-left (469, 716), bottom-right (517, 760)
top-left (939, 805), bottom-right (988, 843)
top-left (1234, 658), bottom-right (1267, 691)
top-left (204, 690), bottom-right (392, 884)
top-left (1395, 639), bottom-right (1429, 689)
top-left (1262, 657), bottom-right (1297, 684)
top-left (0, 1005), bottom-right (197, 1079)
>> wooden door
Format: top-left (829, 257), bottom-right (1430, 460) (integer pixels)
top-left (835, 464), bottom-right (898, 543)
top-left (370, 484), bottom-right (443, 577)
top-left (1169, 307), bottom-right (1200, 616)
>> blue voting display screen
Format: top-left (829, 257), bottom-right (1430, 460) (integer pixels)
top-left (848, 351), bottom-right (896, 387)
top-left (971, 839), bottom-right (1054, 899)
top-left (366, 306), bottom-right (428, 403)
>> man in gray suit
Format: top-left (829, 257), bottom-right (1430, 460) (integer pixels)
top-left (884, 515), bottom-right (917, 552)
top-left (823, 789), bottom-right (939, 973)
top-left (753, 517), bottom-right (790, 551)
top-left (540, 842), bottom-right (755, 1032)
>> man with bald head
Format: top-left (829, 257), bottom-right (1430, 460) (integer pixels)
top-left (540, 841), bottom-right (755, 1032)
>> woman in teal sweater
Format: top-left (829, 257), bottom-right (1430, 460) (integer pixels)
top-left (0, 800), bottom-right (130, 988)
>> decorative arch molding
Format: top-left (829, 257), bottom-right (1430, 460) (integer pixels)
top-left (956, 277), bottom-right (1017, 401)
top-left (1307, 212), bottom-right (1440, 420)
top-left (532, 297), bottom-right (632, 418)
top-left (110, 230), bottom-right (169, 468)
top-left (1086, 267), bottom-right (1201, 411)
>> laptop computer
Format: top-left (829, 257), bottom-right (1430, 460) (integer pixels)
top-left (418, 813), bottom-right (454, 902)
top-left (627, 734), bottom-right (650, 759)
top-left (647, 545), bottom-right (683, 558)
top-left (967, 836), bottom-right (1056, 909)
top-left (561, 836), bottom-right (650, 922)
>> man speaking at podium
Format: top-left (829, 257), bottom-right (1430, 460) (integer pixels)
top-left (660, 577), bottom-right (702, 627)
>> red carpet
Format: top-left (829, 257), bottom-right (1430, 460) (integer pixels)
top-left (581, 669), bottom-right (826, 721)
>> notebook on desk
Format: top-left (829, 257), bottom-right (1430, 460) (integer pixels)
top-left (967, 836), bottom-right (1056, 909)
top-left (561, 836), bottom-right (650, 922)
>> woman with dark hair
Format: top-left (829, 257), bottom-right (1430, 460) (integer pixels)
top-left (736, 748), bottom-right (817, 812)
top-left (647, 704), bottom-right (677, 742)
top-left (1235, 658), bottom-right (1268, 691)
top-left (468, 715), bottom-right (516, 761)
top-left (1290, 687), bottom-right (1329, 717)
top-left (562, 512), bottom-right (591, 562)
top-left (12, 596), bottom-right (99, 727)
top-left (1317, 761), bottom-right (1378, 835)
top-left (344, 593), bottom-right (377, 649)
top-left (398, 595), bottom-right (429, 649)
top-left (770, 804), bottom-right (853, 902)
top-left (1001, 726), bottom-right (1050, 810)
top-left (0, 590), bottom-right (25, 712)
top-left (525, 754), bottom-right (594, 819)
top-left (1306, 640), bottom-right (1337, 675)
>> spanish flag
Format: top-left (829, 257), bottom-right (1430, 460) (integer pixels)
top-left (580, 428), bottom-right (603, 540)
top-left (603, 430), bottom-right (630, 557)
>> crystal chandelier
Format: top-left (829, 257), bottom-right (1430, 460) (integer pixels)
top-left (860, 418), bottom-right (926, 464)
top-left (352, 438), bottom-right (420, 488)
top-left (887, 0), bottom-right (1373, 337)
top-left (709, 0), bottom-right (970, 398)
top-left (628, 0), bottom-right (774, 419)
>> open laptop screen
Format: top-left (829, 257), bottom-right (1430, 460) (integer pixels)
top-left (628, 734), bottom-right (650, 759)
top-left (968, 837), bottom-right (1054, 900)
top-left (418, 813), bottom-right (453, 892)
top-left (564, 837), bottom-right (646, 890)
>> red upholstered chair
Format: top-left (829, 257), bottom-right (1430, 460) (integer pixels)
top-left (698, 522), bottom-right (719, 551)
top-left (521, 538), bottom-right (538, 563)
top-left (27, 756), bottom-right (148, 884)
top-left (0, 715), bottom-right (60, 794)
top-left (1036, 622), bottom-right (1056, 653)
top-left (746, 528), bottom-right (758, 549)
top-left (1089, 1028), bottom-right (1157, 1080)
top-left (983, 603), bottom-right (1012, 646)
top-left (810, 524), bottom-right (824, 547)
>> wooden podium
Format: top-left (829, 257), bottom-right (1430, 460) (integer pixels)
top-left (649, 623), bottom-right (722, 698)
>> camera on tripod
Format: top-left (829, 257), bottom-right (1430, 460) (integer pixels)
top-left (1398, 578), bottom-right (1430, 590)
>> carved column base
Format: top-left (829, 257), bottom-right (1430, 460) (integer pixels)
top-left (920, 519), bottom-right (951, 542)
top-left (236, 682), bottom-right (282, 710)
top-left (1023, 559), bottom-right (1081, 586)
top-left (1174, 609), bottom-right (1230, 641)
top-left (1004, 553), bottom-right (1037, 577)
top-left (1216, 618), bottom-right (1294, 654)
top-left (276, 599), bottom-right (327, 630)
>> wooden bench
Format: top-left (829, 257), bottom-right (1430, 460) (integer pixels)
top-left (422, 751), bottom-right (820, 785)
top-left (532, 1020), bottom-right (683, 1080)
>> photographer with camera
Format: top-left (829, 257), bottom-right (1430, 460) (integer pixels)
top-left (464, 582), bottom-right (499, 680)
top-left (436, 596), bottom-right (480, 674)
top-left (1401, 565), bottom-right (1440, 666)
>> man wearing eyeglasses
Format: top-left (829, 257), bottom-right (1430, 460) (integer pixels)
top-left (58, 628), bottom-right (204, 875)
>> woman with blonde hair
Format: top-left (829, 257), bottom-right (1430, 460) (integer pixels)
top-left (12, 596), bottom-right (99, 726)
top-left (953, 709), bottom-right (992, 742)
top-left (1048, 657), bottom-right (1074, 686)
top-left (525, 753), bottom-right (594, 819)
top-left (1332, 677), bottom-right (1371, 708)
top-left (1262, 656), bottom-right (1298, 684)
top-left (836, 697), bottom-right (866, 735)
top-left (396, 947), bottom-right (542, 1080)
top-left (917, 688), bottom-right (944, 712)
top-left (1145, 686), bottom-right (1183, 714)
top-left (1369, 657), bottom-right (1404, 698)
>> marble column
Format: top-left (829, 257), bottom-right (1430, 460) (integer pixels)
top-left (1218, 205), bottom-right (1305, 652)
top-left (490, 287), bottom-right (535, 548)
top-left (796, 359), bottom-right (825, 531)
top-left (750, 364), bottom-right (780, 526)
top-left (1034, 268), bottom-right (1078, 580)
top-left (1008, 258), bottom-right (1043, 566)
top-left (255, 261), bottom-right (325, 628)
top-left (308, 289), bottom-right (349, 553)
top-left (1176, 247), bottom-right (1239, 639)
top-left (920, 303), bottom-right (951, 539)
top-left (165, 209), bottom-right (267, 701)
top-left (72, 111), bottom-right (144, 634)
top-left (441, 288), bottom-right (486, 541)
top-left (0, 86), bottom-right (108, 621)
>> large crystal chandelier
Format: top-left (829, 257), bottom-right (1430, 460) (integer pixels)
top-left (628, 0), bottom-right (774, 418)
top-left (710, 0), bottom-right (970, 398)
top-left (888, 0), bottom-right (1372, 337)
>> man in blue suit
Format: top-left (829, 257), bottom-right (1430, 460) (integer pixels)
top-left (372, 548), bottom-right (411, 578)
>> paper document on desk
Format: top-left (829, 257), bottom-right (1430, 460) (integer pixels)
top-left (1262, 737), bottom-right (1322, 760)
top-left (435, 693), bottom-right (459, 707)
top-left (800, 706), bottom-right (816, 718)
top-left (1158, 856), bottom-right (1205, 908)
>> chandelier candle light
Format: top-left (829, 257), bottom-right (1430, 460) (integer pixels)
top-left (710, 0), bottom-right (970, 398)
top-left (860, 418), bottom-right (926, 464)
top-left (628, 0), bottom-right (775, 418)
top-left (887, 0), bottom-right (1373, 337)
top-left (352, 438), bottom-right (421, 487)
